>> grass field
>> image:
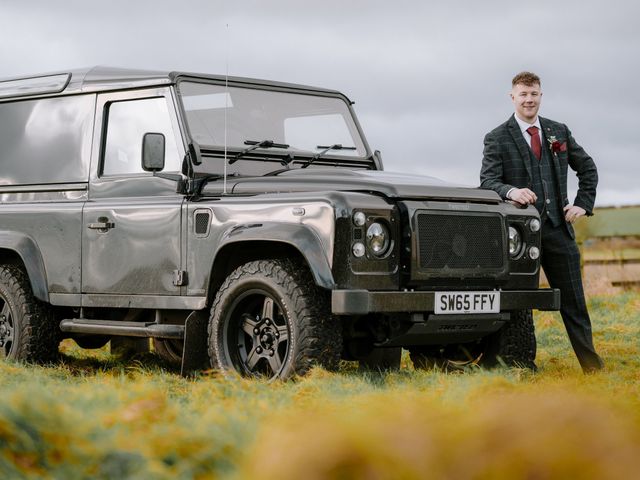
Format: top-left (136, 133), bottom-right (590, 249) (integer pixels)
top-left (1, 291), bottom-right (640, 479)
top-left (579, 206), bottom-right (640, 238)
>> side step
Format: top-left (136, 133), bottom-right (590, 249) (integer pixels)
top-left (59, 319), bottom-right (184, 339)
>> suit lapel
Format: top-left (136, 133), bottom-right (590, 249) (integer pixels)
top-left (507, 114), bottom-right (532, 180)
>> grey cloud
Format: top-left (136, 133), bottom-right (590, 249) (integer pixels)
top-left (1, 0), bottom-right (638, 205)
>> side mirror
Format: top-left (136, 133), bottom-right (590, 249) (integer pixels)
top-left (142, 133), bottom-right (165, 172)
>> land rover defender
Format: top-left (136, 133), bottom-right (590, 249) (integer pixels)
top-left (0, 67), bottom-right (559, 378)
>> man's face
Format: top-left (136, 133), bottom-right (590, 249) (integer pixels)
top-left (511, 82), bottom-right (542, 123)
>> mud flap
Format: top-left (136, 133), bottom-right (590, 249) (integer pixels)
top-left (180, 311), bottom-right (209, 377)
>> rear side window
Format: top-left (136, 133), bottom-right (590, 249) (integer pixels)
top-left (102, 97), bottom-right (180, 176)
top-left (0, 95), bottom-right (94, 185)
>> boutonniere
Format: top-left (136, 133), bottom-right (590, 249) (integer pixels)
top-left (547, 135), bottom-right (567, 154)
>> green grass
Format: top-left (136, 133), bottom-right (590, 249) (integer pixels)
top-left (583, 248), bottom-right (640, 261)
top-left (580, 206), bottom-right (640, 237)
top-left (2, 292), bottom-right (640, 479)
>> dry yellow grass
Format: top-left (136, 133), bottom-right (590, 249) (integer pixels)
top-left (1, 292), bottom-right (639, 479)
top-left (240, 390), bottom-right (640, 480)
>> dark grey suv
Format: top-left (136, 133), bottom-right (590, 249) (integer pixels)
top-left (0, 67), bottom-right (559, 378)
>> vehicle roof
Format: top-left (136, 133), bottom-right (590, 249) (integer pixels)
top-left (0, 66), bottom-right (350, 101)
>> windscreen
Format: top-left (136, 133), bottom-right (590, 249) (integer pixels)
top-left (179, 81), bottom-right (367, 159)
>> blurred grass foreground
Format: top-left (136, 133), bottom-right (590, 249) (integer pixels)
top-left (1, 291), bottom-right (639, 479)
top-left (2, 209), bottom-right (639, 480)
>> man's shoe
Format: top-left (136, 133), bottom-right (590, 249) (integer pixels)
top-left (582, 362), bottom-right (604, 375)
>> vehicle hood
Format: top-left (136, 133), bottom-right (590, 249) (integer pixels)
top-left (201, 168), bottom-right (501, 203)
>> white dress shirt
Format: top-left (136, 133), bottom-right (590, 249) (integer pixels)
top-left (506, 115), bottom-right (543, 200)
top-left (514, 114), bottom-right (542, 148)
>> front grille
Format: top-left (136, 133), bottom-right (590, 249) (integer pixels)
top-left (416, 212), bottom-right (504, 271)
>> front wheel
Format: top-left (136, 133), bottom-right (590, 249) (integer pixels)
top-left (208, 259), bottom-right (341, 380)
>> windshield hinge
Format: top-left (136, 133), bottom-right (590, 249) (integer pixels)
top-left (173, 270), bottom-right (189, 287)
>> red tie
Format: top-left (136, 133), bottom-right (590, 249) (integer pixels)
top-left (527, 126), bottom-right (541, 160)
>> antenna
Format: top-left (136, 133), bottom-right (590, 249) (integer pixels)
top-left (223, 22), bottom-right (230, 195)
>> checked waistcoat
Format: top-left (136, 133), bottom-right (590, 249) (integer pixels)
top-left (528, 136), bottom-right (562, 227)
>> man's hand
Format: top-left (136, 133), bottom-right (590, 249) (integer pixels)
top-left (508, 188), bottom-right (537, 205)
top-left (564, 204), bottom-right (586, 224)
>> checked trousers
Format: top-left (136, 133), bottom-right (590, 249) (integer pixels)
top-left (539, 220), bottom-right (604, 372)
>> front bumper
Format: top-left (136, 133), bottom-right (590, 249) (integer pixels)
top-left (331, 288), bottom-right (560, 315)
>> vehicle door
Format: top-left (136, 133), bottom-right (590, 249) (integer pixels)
top-left (82, 88), bottom-right (186, 301)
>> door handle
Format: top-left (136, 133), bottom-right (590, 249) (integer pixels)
top-left (88, 219), bottom-right (115, 231)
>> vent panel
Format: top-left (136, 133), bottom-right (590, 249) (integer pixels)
top-left (194, 210), bottom-right (211, 236)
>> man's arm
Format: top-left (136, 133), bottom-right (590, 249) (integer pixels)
top-left (480, 131), bottom-right (515, 199)
top-left (564, 124), bottom-right (598, 216)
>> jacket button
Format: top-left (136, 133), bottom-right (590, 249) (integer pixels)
top-left (546, 199), bottom-right (551, 204)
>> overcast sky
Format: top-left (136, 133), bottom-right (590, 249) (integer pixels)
top-left (2, 0), bottom-right (638, 206)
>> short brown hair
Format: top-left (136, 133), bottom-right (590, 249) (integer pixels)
top-left (512, 71), bottom-right (541, 87)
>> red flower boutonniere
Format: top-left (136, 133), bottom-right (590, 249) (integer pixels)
top-left (548, 135), bottom-right (567, 155)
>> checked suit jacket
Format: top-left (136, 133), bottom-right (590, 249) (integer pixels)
top-left (480, 114), bottom-right (598, 238)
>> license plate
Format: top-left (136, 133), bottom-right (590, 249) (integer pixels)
top-left (435, 291), bottom-right (500, 314)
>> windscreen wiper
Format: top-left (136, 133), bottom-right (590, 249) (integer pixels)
top-left (301, 144), bottom-right (357, 169)
top-left (228, 140), bottom-right (290, 165)
top-left (187, 173), bottom-right (226, 195)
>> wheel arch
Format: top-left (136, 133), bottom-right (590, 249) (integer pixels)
top-left (208, 223), bottom-right (336, 304)
top-left (0, 232), bottom-right (49, 302)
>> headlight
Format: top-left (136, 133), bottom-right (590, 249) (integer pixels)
top-left (353, 211), bottom-right (366, 227)
top-left (528, 246), bottom-right (540, 260)
top-left (508, 226), bottom-right (522, 257)
top-left (366, 222), bottom-right (390, 257)
top-left (529, 218), bottom-right (541, 232)
top-left (352, 242), bottom-right (365, 258)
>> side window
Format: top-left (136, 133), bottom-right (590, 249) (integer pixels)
top-left (102, 97), bottom-right (180, 176)
top-left (0, 95), bottom-right (94, 185)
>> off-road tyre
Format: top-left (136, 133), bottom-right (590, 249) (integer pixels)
top-left (482, 309), bottom-right (536, 369)
top-left (0, 265), bottom-right (59, 363)
top-left (209, 259), bottom-right (341, 380)
top-left (152, 338), bottom-right (183, 367)
top-left (359, 347), bottom-right (402, 371)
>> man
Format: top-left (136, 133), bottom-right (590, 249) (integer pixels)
top-left (480, 71), bottom-right (604, 373)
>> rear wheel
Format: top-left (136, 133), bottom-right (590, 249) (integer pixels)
top-left (358, 347), bottom-right (402, 371)
top-left (152, 338), bottom-right (183, 367)
top-left (209, 259), bottom-right (341, 380)
top-left (0, 265), bottom-right (59, 363)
